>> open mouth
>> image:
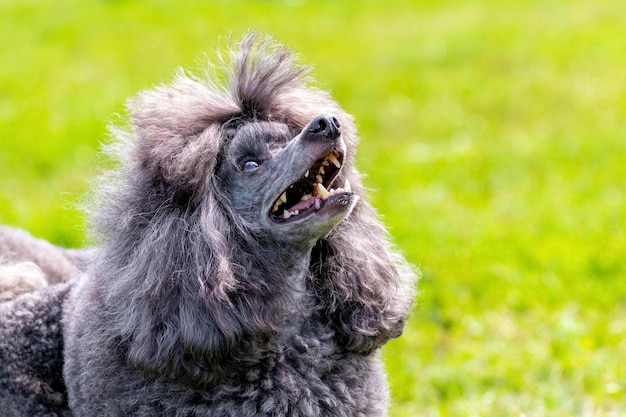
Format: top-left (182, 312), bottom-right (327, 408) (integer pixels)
top-left (269, 150), bottom-right (352, 223)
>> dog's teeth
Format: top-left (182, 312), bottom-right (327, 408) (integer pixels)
top-left (283, 210), bottom-right (291, 219)
top-left (316, 175), bottom-right (323, 183)
top-left (279, 192), bottom-right (288, 204)
top-left (344, 179), bottom-right (351, 192)
top-left (327, 153), bottom-right (341, 168)
top-left (292, 210), bottom-right (299, 216)
top-left (305, 169), bottom-right (310, 178)
top-left (301, 194), bottom-right (312, 201)
top-left (316, 183), bottom-right (330, 199)
top-left (319, 166), bottom-right (325, 175)
top-left (322, 159), bottom-right (330, 167)
top-left (273, 199), bottom-right (283, 212)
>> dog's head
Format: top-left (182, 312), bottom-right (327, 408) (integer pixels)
top-left (100, 34), bottom-right (363, 253)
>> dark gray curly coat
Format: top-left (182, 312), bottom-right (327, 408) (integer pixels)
top-left (0, 34), bottom-right (418, 417)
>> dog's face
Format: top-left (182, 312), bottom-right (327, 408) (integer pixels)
top-left (219, 115), bottom-right (358, 247)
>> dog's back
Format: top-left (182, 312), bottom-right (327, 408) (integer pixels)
top-left (0, 226), bottom-right (92, 302)
top-left (0, 282), bottom-right (72, 417)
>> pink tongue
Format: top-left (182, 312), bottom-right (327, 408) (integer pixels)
top-left (288, 198), bottom-right (316, 212)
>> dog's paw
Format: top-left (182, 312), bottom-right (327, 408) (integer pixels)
top-left (0, 262), bottom-right (48, 302)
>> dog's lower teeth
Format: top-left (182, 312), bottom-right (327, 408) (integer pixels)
top-left (301, 194), bottom-right (312, 201)
top-left (280, 209), bottom-right (301, 220)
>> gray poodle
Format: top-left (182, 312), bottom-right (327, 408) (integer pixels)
top-left (0, 34), bottom-right (418, 416)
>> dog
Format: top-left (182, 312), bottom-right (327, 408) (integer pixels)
top-left (0, 34), bottom-right (417, 416)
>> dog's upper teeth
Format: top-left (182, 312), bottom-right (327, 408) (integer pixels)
top-left (316, 175), bottom-right (323, 183)
top-left (344, 179), bottom-right (351, 192)
top-left (305, 169), bottom-right (310, 178)
top-left (319, 166), bottom-right (325, 175)
top-left (322, 159), bottom-right (330, 167)
top-left (301, 194), bottom-right (313, 201)
top-left (279, 192), bottom-right (288, 204)
top-left (316, 183), bottom-right (330, 199)
top-left (327, 153), bottom-right (341, 168)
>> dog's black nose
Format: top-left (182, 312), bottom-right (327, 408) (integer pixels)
top-left (307, 115), bottom-right (341, 141)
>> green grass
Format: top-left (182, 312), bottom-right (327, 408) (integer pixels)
top-left (1, 0), bottom-right (625, 415)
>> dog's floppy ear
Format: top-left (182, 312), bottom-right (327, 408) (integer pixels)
top-left (310, 176), bottom-right (418, 354)
top-left (98, 205), bottom-right (285, 387)
top-left (105, 208), bottom-right (283, 386)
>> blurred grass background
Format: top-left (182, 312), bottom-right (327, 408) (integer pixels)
top-left (1, 0), bottom-right (625, 415)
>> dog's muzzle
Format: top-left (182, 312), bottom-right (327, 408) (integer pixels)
top-left (269, 115), bottom-right (353, 224)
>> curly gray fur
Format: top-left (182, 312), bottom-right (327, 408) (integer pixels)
top-left (0, 282), bottom-right (72, 417)
top-left (1, 33), bottom-right (418, 417)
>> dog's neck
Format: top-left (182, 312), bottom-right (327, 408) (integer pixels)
top-left (237, 233), bottom-right (320, 341)
top-left (274, 250), bottom-right (316, 337)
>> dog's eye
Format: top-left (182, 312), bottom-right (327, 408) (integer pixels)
top-left (241, 160), bottom-right (260, 172)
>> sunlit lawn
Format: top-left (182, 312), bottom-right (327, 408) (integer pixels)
top-left (1, 0), bottom-right (625, 415)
